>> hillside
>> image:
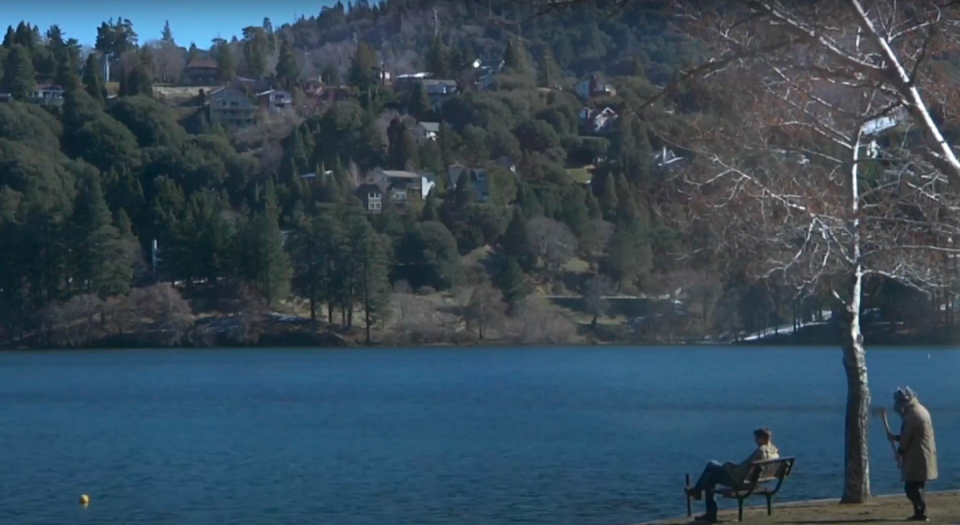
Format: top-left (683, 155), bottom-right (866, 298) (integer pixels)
top-left (0, 1), bottom-right (955, 349)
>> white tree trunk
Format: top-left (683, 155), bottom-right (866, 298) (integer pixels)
top-left (841, 122), bottom-right (871, 503)
top-left (841, 266), bottom-right (871, 503)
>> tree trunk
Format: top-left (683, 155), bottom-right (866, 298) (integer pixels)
top-left (841, 118), bottom-right (870, 504)
top-left (840, 266), bottom-right (871, 504)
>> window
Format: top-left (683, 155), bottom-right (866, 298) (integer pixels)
top-left (370, 201), bottom-right (382, 210)
top-left (368, 192), bottom-right (380, 199)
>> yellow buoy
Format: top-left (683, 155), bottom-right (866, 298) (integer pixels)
top-left (79, 494), bottom-right (90, 506)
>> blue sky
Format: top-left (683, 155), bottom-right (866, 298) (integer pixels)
top-left (5, 1), bottom-right (338, 49)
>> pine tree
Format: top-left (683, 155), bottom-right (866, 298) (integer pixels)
top-left (538, 48), bottom-right (562, 89)
top-left (213, 40), bottom-right (236, 81)
top-left (275, 38), bottom-right (300, 90)
top-left (408, 81), bottom-right (432, 121)
top-left (72, 176), bottom-right (133, 298)
top-left (2, 27), bottom-right (14, 48)
top-left (585, 188), bottom-right (602, 219)
top-left (124, 64), bottom-right (153, 97)
top-left (501, 207), bottom-right (533, 270)
top-left (2, 45), bottom-right (35, 99)
top-left (558, 185), bottom-right (590, 236)
top-left (241, 180), bottom-right (291, 305)
top-left (348, 41), bottom-right (377, 90)
top-left (502, 38), bottom-right (527, 74)
top-left (387, 117), bottom-right (419, 170)
top-left (599, 173), bottom-right (618, 221)
top-left (425, 35), bottom-right (448, 77)
top-left (498, 256), bottom-right (527, 310)
top-left (161, 20), bottom-right (174, 43)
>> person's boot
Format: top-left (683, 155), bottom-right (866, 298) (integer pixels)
top-left (906, 515), bottom-right (928, 522)
top-left (694, 513), bottom-right (718, 523)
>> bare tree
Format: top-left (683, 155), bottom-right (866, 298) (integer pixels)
top-left (584, 274), bottom-right (614, 328)
top-left (502, 296), bottom-right (578, 344)
top-left (131, 284), bottom-right (195, 345)
top-left (150, 40), bottom-right (186, 84)
top-left (650, 0), bottom-right (960, 502)
top-left (466, 283), bottom-right (507, 340)
top-left (527, 217), bottom-right (578, 274)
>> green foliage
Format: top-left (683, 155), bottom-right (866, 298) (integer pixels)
top-left (71, 174), bottom-right (133, 298)
top-left (238, 180), bottom-right (290, 305)
top-left (275, 37), bottom-right (300, 89)
top-left (3, 45), bottom-right (35, 99)
top-left (82, 54), bottom-right (107, 105)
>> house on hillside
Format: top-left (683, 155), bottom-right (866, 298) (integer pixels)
top-left (575, 73), bottom-right (616, 100)
top-left (357, 168), bottom-right (437, 214)
top-left (447, 165), bottom-right (491, 203)
top-left (30, 84), bottom-right (64, 106)
top-left (183, 59), bottom-right (219, 86)
top-left (579, 107), bottom-right (618, 135)
top-left (493, 156), bottom-right (517, 174)
top-left (207, 87), bottom-right (257, 127)
top-left (257, 89), bottom-right (292, 112)
top-left (474, 58), bottom-right (505, 91)
top-left (393, 72), bottom-right (433, 91)
top-left (0, 93), bottom-right (13, 103)
top-left (423, 79), bottom-right (458, 109)
top-left (412, 121), bottom-right (440, 145)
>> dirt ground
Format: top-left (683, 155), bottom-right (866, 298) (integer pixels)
top-left (641, 491), bottom-right (960, 524)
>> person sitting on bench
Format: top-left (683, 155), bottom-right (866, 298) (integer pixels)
top-left (685, 427), bottom-right (780, 523)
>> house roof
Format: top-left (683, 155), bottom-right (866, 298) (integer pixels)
top-left (257, 89), bottom-right (292, 98)
top-left (418, 122), bottom-right (440, 133)
top-left (381, 170), bottom-right (422, 179)
top-left (186, 59), bottom-right (218, 70)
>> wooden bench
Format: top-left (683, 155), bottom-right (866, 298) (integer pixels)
top-left (685, 456), bottom-right (796, 522)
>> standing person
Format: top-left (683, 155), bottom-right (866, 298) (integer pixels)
top-left (887, 387), bottom-right (938, 522)
top-left (684, 428), bottom-right (779, 523)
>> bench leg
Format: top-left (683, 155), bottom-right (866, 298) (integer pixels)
top-left (766, 494), bottom-right (773, 516)
top-left (686, 474), bottom-right (692, 517)
top-left (737, 498), bottom-right (744, 522)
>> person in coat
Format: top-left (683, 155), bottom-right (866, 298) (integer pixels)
top-left (684, 427), bottom-right (780, 523)
top-left (887, 386), bottom-right (938, 522)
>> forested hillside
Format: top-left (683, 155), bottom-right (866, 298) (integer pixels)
top-left (0, 0), bottom-right (949, 348)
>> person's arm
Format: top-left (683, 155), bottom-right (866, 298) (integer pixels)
top-left (898, 416), bottom-right (916, 456)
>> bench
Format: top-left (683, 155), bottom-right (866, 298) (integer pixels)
top-left (684, 456), bottom-right (796, 522)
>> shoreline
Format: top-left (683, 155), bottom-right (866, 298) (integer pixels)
top-left (1, 342), bottom-right (957, 352)
top-left (633, 490), bottom-right (960, 524)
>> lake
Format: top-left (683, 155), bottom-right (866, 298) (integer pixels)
top-left (1, 347), bottom-right (958, 525)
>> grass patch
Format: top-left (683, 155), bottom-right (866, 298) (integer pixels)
top-left (645, 491), bottom-right (960, 525)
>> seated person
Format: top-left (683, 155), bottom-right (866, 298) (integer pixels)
top-left (684, 427), bottom-right (780, 523)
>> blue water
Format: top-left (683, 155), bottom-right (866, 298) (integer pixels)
top-left (1, 347), bottom-right (958, 525)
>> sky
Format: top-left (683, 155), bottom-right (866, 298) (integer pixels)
top-left (4, 0), bottom-right (339, 49)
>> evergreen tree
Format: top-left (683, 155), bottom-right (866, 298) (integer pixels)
top-left (500, 207), bottom-right (533, 270)
top-left (123, 64), bottom-right (153, 97)
top-left (81, 54), bottom-right (107, 105)
top-left (502, 38), bottom-right (527, 74)
top-left (425, 35), bottom-right (449, 77)
top-left (2, 45), bottom-right (35, 99)
top-left (275, 38), bottom-right (300, 89)
top-left (599, 172), bottom-right (618, 221)
top-left (2, 27), bottom-right (14, 48)
top-left (213, 39), bottom-right (236, 81)
top-left (408, 81), bottom-right (432, 121)
top-left (558, 185), bottom-right (590, 237)
top-left (240, 180), bottom-right (291, 305)
top-left (387, 117), bottom-right (419, 170)
top-left (538, 48), bottom-right (562, 88)
top-left (72, 175), bottom-right (133, 298)
top-left (421, 192), bottom-right (439, 222)
top-left (585, 188), bottom-right (602, 219)
top-left (498, 256), bottom-right (527, 309)
top-left (161, 20), bottom-right (174, 43)
top-left (348, 41), bottom-right (377, 90)
top-left (352, 219), bottom-right (390, 343)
